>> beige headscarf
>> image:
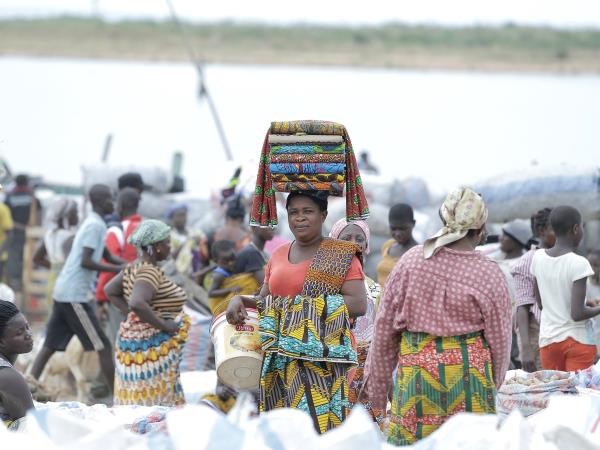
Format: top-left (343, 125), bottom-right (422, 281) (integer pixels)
top-left (423, 187), bottom-right (488, 259)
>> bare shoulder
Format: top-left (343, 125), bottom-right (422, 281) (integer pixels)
top-left (0, 366), bottom-right (28, 389)
top-left (271, 241), bottom-right (291, 259)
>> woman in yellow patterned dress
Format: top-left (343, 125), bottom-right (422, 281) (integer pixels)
top-left (105, 219), bottom-right (190, 406)
top-left (226, 191), bottom-right (367, 434)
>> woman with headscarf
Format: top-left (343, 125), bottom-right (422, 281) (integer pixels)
top-left (226, 190), bottom-right (367, 434)
top-left (104, 219), bottom-right (190, 407)
top-left (365, 188), bottom-right (511, 446)
top-left (33, 198), bottom-right (79, 304)
top-left (328, 218), bottom-right (385, 430)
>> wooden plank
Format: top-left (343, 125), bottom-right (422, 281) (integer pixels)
top-left (23, 285), bottom-right (48, 296)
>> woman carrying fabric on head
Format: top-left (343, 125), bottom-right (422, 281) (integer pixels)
top-left (33, 198), bottom-right (79, 305)
top-left (227, 190), bottom-right (367, 434)
top-left (104, 219), bottom-right (190, 407)
top-left (365, 188), bottom-right (511, 446)
top-left (0, 300), bottom-right (34, 430)
top-left (328, 217), bottom-right (385, 430)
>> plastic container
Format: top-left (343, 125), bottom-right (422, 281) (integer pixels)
top-left (210, 308), bottom-right (263, 390)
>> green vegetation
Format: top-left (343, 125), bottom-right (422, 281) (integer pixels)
top-left (1, 17), bottom-right (600, 72)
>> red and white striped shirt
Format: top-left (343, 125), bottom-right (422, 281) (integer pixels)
top-left (510, 248), bottom-right (542, 323)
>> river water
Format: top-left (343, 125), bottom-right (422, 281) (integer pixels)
top-left (1, 57), bottom-right (599, 195)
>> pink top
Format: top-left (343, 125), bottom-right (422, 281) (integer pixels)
top-left (264, 242), bottom-right (364, 298)
top-left (510, 248), bottom-right (542, 323)
top-left (365, 245), bottom-right (511, 409)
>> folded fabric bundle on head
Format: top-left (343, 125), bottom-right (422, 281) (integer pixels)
top-left (268, 134), bottom-right (344, 144)
top-left (273, 181), bottom-right (344, 196)
top-left (272, 173), bottom-right (345, 183)
top-left (269, 163), bottom-right (346, 175)
top-left (271, 120), bottom-right (345, 136)
top-left (270, 153), bottom-right (346, 164)
top-left (250, 120), bottom-right (369, 227)
top-left (270, 143), bottom-right (346, 155)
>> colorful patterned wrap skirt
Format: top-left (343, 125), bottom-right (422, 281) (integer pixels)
top-left (388, 331), bottom-right (496, 446)
top-left (258, 294), bottom-right (357, 434)
top-left (114, 312), bottom-right (190, 406)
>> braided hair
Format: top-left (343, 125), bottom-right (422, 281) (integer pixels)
top-left (531, 207), bottom-right (552, 236)
top-left (0, 300), bottom-right (19, 339)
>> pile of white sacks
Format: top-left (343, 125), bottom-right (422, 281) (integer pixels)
top-left (4, 369), bottom-right (600, 450)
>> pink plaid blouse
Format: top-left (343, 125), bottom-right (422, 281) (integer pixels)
top-left (365, 245), bottom-right (512, 409)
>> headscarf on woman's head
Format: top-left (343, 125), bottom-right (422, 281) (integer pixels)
top-left (328, 218), bottom-right (370, 255)
top-left (128, 219), bottom-right (171, 249)
top-left (423, 187), bottom-right (488, 259)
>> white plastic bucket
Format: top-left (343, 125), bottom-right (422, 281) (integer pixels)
top-left (210, 309), bottom-right (263, 390)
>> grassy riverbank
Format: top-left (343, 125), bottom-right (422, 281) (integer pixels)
top-left (1, 17), bottom-right (600, 73)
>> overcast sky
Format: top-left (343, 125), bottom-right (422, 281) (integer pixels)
top-left (1, 0), bottom-right (600, 28)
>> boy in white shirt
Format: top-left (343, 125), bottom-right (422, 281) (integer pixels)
top-left (531, 205), bottom-right (598, 371)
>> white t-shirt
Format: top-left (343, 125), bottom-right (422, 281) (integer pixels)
top-left (44, 228), bottom-right (76, 265)
top-left (531, 249), bottom-right (595, 347)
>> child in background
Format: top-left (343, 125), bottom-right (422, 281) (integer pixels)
top-left (531, 206), bottom-right (599, 371)
top-left (207, 240), bottom-right (241, 313)
top-left (511, 208), bottom-right (555, 372)
top-left (377, 203), bottom-right (417, 287)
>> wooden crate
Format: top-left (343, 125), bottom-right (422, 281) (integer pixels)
top-left (22, 225), bottom-right (50, 322)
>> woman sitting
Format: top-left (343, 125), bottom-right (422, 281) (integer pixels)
top-left (0, 300), bottom-right (34, 429)
top-left (366, 188), bottom-right (511, 446)
top-left (105, 220), bottom-right (190, 407)
top-left (328, 217), bottom-right (385, 430)
top-left (227, 191), bottom-right (367, 434)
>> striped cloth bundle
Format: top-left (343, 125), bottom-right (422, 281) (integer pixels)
top-left (250, 120), bottom-right (369, 227)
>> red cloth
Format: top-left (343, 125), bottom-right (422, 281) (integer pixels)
top-left (365, 245), bottom-right (512, 409)
top-left (96, 214), bottom-right (142, 302)
top-left (540, 337), bottom-right (596, 371)
top-left (264, 242), bottom-right (364, 298)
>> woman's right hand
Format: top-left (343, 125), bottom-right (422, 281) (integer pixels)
top-left (226, 296), bottom-right (248, 325)
top-left (162, 319), bottom-right (180, 334)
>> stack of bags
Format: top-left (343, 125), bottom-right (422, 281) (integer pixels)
top-left (250, 120), bottom-right (369, 228)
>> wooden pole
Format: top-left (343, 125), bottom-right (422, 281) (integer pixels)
top-left (164, 0), bottom-right (233, 161)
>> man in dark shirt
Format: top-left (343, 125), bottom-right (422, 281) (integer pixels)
top-left (4, 175), bottom-right (41, 291)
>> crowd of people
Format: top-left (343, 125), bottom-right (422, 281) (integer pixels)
top-left (0, 167), bottom-right (599, 448)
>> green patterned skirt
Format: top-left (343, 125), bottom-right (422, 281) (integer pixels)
top-left (388, 331), bottom-right (496, 446)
